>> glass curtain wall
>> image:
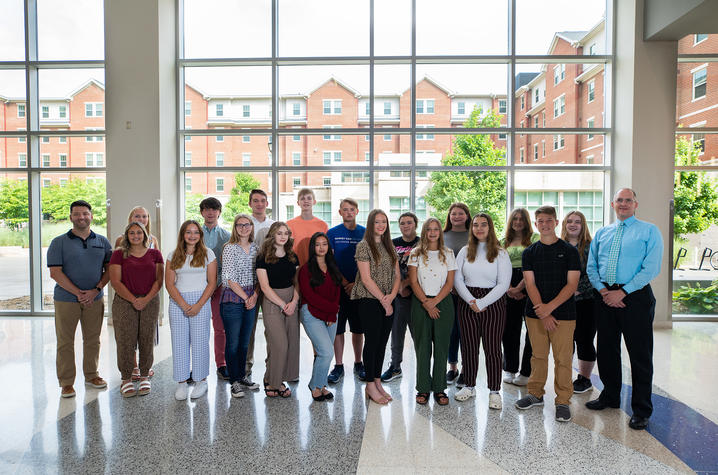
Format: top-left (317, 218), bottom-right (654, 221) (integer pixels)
top-left (673, 34), bottom-right (718, 319)
top-left (0, 0), bottom-right (106, 314)
top-left (177, 0), bottom-right (612, 242)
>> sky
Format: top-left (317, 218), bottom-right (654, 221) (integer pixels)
top-left (0, 0), bottom-right (606, 99)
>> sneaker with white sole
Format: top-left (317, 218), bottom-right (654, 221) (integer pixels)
top-left (515, 394), bottom-right (544, 410)
top-left (502, 371), bottom-right (515, 384)
top-left (454, 386), bottom-right (476, 402)
top-left (231, 381), bottom-right (244, 398)
top-left (190, 380), bottom-right (208, 399)
top-left (512, 374), bottom-right (529, 386)
top-left (555, 404), bottom-right (572, 422)
top-left (239, 377), bottom-right (260, 390)
top-left (175, 382), bottom-right (189, 401)
top-left (488, 392), bottom-right (502, 410)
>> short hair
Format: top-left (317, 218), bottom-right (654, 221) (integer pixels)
top-left (297, 188), bottom-right (315, 200)
top-left (534, 205), bottom-right (557, 219)
top-left (70, 200), bottom-right (92, 213)
top-left (613, 188), bottom-right (637, 201)
top-left (249, 189), bottom-right (268, 204)
top-left (340, 198), bottom-right (358, 209)
top-left (199, 197), bottom-right (222, 211)
top-left (399, 211), bottom-right (418, 226)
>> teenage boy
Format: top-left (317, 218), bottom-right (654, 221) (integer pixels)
top-left (200, 197), bottom-right (231, 381)
top-left (47, 200), bottom-right (113, 398)
top-left (515, 205), bottom-right (580, 423)
top-left (287, 188), bottom-right (328, 266)
top-left (381, 212), bottom-right (419, 381)
top-left (246, 189), bottom-right (275, 380)
top-left (327, 198), bottom-right (366, 383)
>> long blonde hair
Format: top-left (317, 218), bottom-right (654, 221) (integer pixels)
top-left (260, 222), bottom-right (297, 264)
top-left (127, 206), bottom-right (152, 237)
top-left (467, 213), bottom-right (501, 263)
top-left (228, 213), bottom-right (254, 245)
top-left (169, 220), bottom-right (209, 270)
top-left (120, 221), bottom-right (149, 258)
top-left (560, 210), bottom-right (592, 263)
top-left (412, 217), bottom-right (448, 266)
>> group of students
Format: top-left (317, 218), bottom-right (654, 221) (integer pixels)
top-left (49, 186), bottom-right (662, 430)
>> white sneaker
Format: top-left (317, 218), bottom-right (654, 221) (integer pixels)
top-left (512, 374), bottom-right (529, 386)
top-left (175, 382), bottom-right (189, 401)
top-left (502, 371), bottom-right (515, 384)
top-left (190, 380), bottom-right (208, 399)
top-left (488, 392), bottom-right (502, 410)
top-left (454, 386), bottom-right (476, 402)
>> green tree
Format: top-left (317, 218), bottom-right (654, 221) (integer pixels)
top-left (223, 173), bottom-right (261, 220)
top-left (42, 179), bottom-right (107, 225)
top-left (673, 136), bottom-right (718, 240)
top-left (425, 107), bottom-right (507, 229)
top-left (184, 193), bottom-right (205, 223)
top-left (0, 179), bottom-right (29, 229)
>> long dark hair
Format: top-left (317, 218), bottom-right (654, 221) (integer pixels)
top-left (307, 232), bottom-right (343, 287)
top-left (503, 208), bottom-right (533, 247)
top-left (443, 202), bottom-right (472, 232)
top-left (364, 209), bottom-right (398, 266)
top-left (467, 213), bottom-right (501, 263)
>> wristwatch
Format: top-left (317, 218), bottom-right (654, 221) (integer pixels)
top-left (95, 286), bottom-right (102, 292)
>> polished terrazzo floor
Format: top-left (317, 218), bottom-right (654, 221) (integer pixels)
top-left (0, 316), bottom-right (716, 474)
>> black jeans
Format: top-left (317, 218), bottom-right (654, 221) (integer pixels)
top-left (501, 268), bottom-right (532, 376)
top-left (358, 298), bottom-right (394, 380)
top-left (595, 284), bottom-right (655, 418)
top-left (574, 298), bottom-right (597, 361)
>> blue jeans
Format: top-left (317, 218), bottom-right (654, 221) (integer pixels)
top-left (220, 302), bottom-right (257, 384)
top-left (300, 304), bottom-right (337, 390)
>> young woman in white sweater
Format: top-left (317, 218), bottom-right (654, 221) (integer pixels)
top-left (453, 213), bottom-right (511, 408)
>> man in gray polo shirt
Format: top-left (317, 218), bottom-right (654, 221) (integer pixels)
top-left (47, 200), bottom-right (112, 398)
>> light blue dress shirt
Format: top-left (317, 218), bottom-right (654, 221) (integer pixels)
top-left (586, 215), bottom-right (663, 295)
top-left (203, 224), bottom-right (230, 285)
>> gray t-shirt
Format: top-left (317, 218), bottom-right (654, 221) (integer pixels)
top-left (46, 230), bottom-right (113, 302)
top-left (444, 230), bottom-right (470, 257)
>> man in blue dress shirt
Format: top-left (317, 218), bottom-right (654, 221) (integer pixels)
top-left (585, 188), bottom-right (663, 430)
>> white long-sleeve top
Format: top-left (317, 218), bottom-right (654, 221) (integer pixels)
top-left (454, 242), bottom-right (511, 310)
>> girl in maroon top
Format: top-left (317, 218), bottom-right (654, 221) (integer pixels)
top-left (109, 222), bottom-right (164, 397)
top-left (298, 232), bottom-right (342, 401)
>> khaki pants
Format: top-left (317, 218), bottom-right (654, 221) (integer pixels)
top-left (54, 299), bottom-right (104, 387)
top-left (262, 287), bottom-right (299, 388)
top-left (526, 317), bottom-right (576, 406)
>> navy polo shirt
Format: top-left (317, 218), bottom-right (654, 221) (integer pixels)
top-left (46, 230), bottom-right (113, 303)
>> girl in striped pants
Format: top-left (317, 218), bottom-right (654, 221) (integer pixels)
top-left (165, 220), bottom-right (217, 401)
top-left (453, 213), bottom-right (511, 409)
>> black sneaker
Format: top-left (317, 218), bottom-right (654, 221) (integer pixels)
top-left (515, 394), bottom-right (544, 410)
top-left (555, 404), bottom-right (572, 422)
top-left (380, 366), bottom-right (402, 382)
top-left (446, 369), bottom-right (459, 384)
top-left (230, 381), bottom-right (244, 398)
top-left (327, 364), bottom-right (344, 384)
top-left (239, 377), bottom-right (259, 390)
top-left (216, 366), bottom-right (229, 381)
top-left (573, 375), bottom-right (593, 394)
top-left (354, 362), bottom-right (367, 382)
top-left (456, 373), bottom-right (465, 389)
top-left (187, 371), bottom-right (194, 385)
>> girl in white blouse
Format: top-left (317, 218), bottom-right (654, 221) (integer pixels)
top-left (165, 220), bottom-right (217, 400)
top-left (453, 213), bottom-right (511, 408)
top-left (407, 217), bottom-right (457, 406)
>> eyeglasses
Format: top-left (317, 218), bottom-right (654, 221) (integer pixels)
top-left (236, 223), bottom-right (252, 229)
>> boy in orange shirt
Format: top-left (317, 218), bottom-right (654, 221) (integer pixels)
top-left (286, 188), bottom-right (329, 266)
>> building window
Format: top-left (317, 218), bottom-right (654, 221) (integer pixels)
top-left (59, 105), bottom-right (67, 118)
top-left (292, 103), bottom-right (301, 116)
top-left (519, 148), bottom-right (525, 163)
top-left (323, 125), bottom-right (341, 140)
top-left (365, 102), bottom-right (371, 115)
top-left (586, 155), bottom-right (594, 164)
top-left (542, 140), bottom-right (546, 157)
top-left (534, 88), bottom-right (540, 104)
top-left (286, 205), bottom-right (294, 219)
top-left (553, 95), bottom-right (565, 118)
top-left (17, 104), bottom-right (25, 118)
top-left (242, 153), bottom-right (251, 166)
top-left (498, 99), bottom-right (506, 114)
top-left (216, 178), bottom-right (224, 192)
top-left (59, 154), bottom-right (67, 167)
top-left (185, 101), bottom-right (191, 116)
top-left (242, 105), bottom-right (250, 117)
top-left (18, 153), bottom-right (27, 167)
top-left (215, 152), bottom-right (224, 167)
top-left (185, 152), bottom-right (192, 167)
top-left (293, 177), bottom-right (301, 187)
top-left (85, 102), bottom-right (103, 117)
top-left (85, 152), bottom-right (104, 167)
top-left (41, 105), bottom-right (49, 118)
top-left (694, 34), bottom-right (708, 44)
top-left (314, 202), bottom-right (332, 222)
top-left (323, 100), bottom-right (342, 114)
top-left (498, 133), bottom-right (507, 140)
top-left (292, 152), bottom-right (301, 166)
top-left (553, 64), bottom-right (565, 85)
top-left (542, 112), bottom-right (546, 127)
top-left (533, 143), bottom-right (538, 161)
top-left (59, 136), bottom-right (67, 144)
top-left (58, 178), bottom-right (67, 187)
top-left (42, 154), bottom-right (50, 167)
top-left (520, 95), bottom-right (525, 110)
top-left (215, 103), bottom-right (223, 116)
top-left (588, 80), bottom-right (595, 103)
top-left (293, 135), bottom-right (300, 142)
top-left (589, 43), bottom-right (597, 55)
top-left (383, 102), bottom-right (392, 115)
top-left (323, 151), bottom-right (341, 164)
top-left (323, 176), bottom-right (331, 186)
top-left (364, 152), bottom-right (370, 162)
top-left (692, 134), bottom-right (705, 154)
top-left (534, 116), bottom-right (539, 128)
top-left (384, 133), bottom-right (391, 141)
top-left (693, 68), bottom-right (707, 99)
top-left (242, 135), bottom-right (250, 143)
top-left (553, 134), bottom-right (564, 150)
top-left (417, 125), bottom-right (434, 140)
top-left (587, 117), bottom-right (595, 140)
top-left (185, 177), bottom-right (192, 192)
top-left (341, 172), bottom-right (370, 183)
top-left (43, 178), bottom-right (51, 188)
top-left (457, 102), bottom-right (465, 115)
top-left (42, 136), bottom-right (50, 143)
top-left (416, 99), bottom-right (434, 114)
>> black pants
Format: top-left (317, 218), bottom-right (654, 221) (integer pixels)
top-left (447, 294), bottom-right (463, 365)
top-left (502, 268), bottom-right (532, 376)
top-left (595, 284), bottom-right (655, 418)
top-left (574, 298), bottom-right (597, 361)
top-left (358, 298), bottom-right (394, 381)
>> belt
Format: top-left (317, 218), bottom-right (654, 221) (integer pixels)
top-left (602, 283), bottom-right (624, 290)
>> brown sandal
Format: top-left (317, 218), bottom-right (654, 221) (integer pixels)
top-left (416, 392), bottom-right (430, 405)
top-left (434, 392), bottom-right (449, 406)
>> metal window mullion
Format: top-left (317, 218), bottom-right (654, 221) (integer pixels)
top-left (368, 0), bottom-right (375, 210)
top-left (271, 0), bottom-right (279, 217)
top-left (506, 0), bottom-right (516, 217)
top-left (409, 0), bottom-right (416, 213)
top-left (177, 0), bottom-right (186, 222)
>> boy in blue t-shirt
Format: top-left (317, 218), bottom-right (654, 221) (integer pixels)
top-left (326, 198), bottom-right (366, 383)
